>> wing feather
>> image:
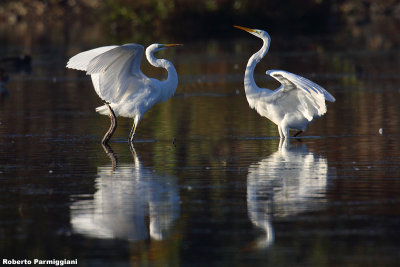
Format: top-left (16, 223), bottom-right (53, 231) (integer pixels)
top-left (66, 46), bottom-right (118, 71)
top-left (267, 70), bottom-right (335, 102)
top-left (95, 44), bottom-right (145, 103)
top-left (266, 70), bottom-right (335, 120)
top-left (67, 43), bottom-right (145, 103)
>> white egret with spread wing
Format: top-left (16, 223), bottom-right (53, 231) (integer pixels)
top-left (234, 26), bottom-right (335, 139)
top-left (67, 43), bottom-right (182, 144)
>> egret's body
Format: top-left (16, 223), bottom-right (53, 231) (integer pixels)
top-left (67, 43), bottom-right (181, 144)
top-left (235, 26), bottom-right (335, 139)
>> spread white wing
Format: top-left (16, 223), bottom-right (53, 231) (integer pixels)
top-left (67, 44), bottom-right (146, 103)
top-left (67, 46), bottom-right (118, 71)
top-left (265, 70), bottom-right (335, 120)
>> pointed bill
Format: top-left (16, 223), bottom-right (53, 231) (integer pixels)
top-left (162, 44), bottom-right (183, 48)
top-left (234, 25), bottom-right (257, 33)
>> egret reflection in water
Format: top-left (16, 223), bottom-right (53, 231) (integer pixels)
top-left (247, 141), bottom-right (330, 249)
top-left (70, 145), bottom-right (180, 241)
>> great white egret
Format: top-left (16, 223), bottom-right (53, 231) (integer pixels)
top-left (234, 26), bottom-right (335, 139)
top-left (67, 43), bottom-right (182, 144)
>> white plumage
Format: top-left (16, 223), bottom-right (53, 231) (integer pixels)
top-left (235, 26), bottom-right (335, 139)
top-left (67, 43), bottom-right (181, 143)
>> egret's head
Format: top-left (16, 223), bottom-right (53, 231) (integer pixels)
top-left (152, 43), bottom-right (183, 53)
top-left (234, 26), bottom-right (270, 40)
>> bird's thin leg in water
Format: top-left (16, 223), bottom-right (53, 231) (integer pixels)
top-left (293, 130), bottom-right (303, 137)
top-left (129, 123), bottom-right (137, 143)
top-left (129, 141), bottom-right (137, 158)
top-left (102, 103), bottom-right (117, 145)
top-left (278, 126), bottom-right (284, 139)
top-left (279, 138), bottom-right (289, 149)
top-left (281, 124), bottom-right (289, 139)
top-left (128, 142), bottom-right (141, 167)
top-left (101, 143), bottom-right (117, 171)
top-left (279, 138), bottom-right (284, 149)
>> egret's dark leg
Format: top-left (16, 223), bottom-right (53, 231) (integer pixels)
top-left (293, 130), bottom-right (303, 137)
top-left (101, 143), bottom-right (117, 171)
top-left (101, 103), bottom-right (117, 145)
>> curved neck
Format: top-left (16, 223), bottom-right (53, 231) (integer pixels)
top-left (244, 37), bottom-right (271, 94)
top-left (146, 48), bottom-right (178, 99)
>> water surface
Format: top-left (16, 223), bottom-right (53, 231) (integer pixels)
top-left (1, 33), bottom-right (400, 266)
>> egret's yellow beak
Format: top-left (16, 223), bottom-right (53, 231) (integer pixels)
top-left (234, 25), bottom-right (257, 33)
top-left (162, 44), bottom-right (183, 47)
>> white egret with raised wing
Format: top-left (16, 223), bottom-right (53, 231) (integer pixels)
top-left (67, 43), bottom-right (182, 144)
top-left (234, 26), bottom-right (335, 139)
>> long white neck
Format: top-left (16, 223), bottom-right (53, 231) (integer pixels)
top-left (146, 47), bottom-right (178, 101)
top-left (244, 37), bottom-right (271, 107)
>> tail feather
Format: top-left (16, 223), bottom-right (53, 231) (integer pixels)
top-left (95, 104), bottom-right (110, 115)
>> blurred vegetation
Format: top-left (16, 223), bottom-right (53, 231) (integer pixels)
top-left (0, 0), bottom-right (400, 44)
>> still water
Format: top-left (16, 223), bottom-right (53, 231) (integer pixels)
top-left (1, 33), bottom-right (400, 266)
